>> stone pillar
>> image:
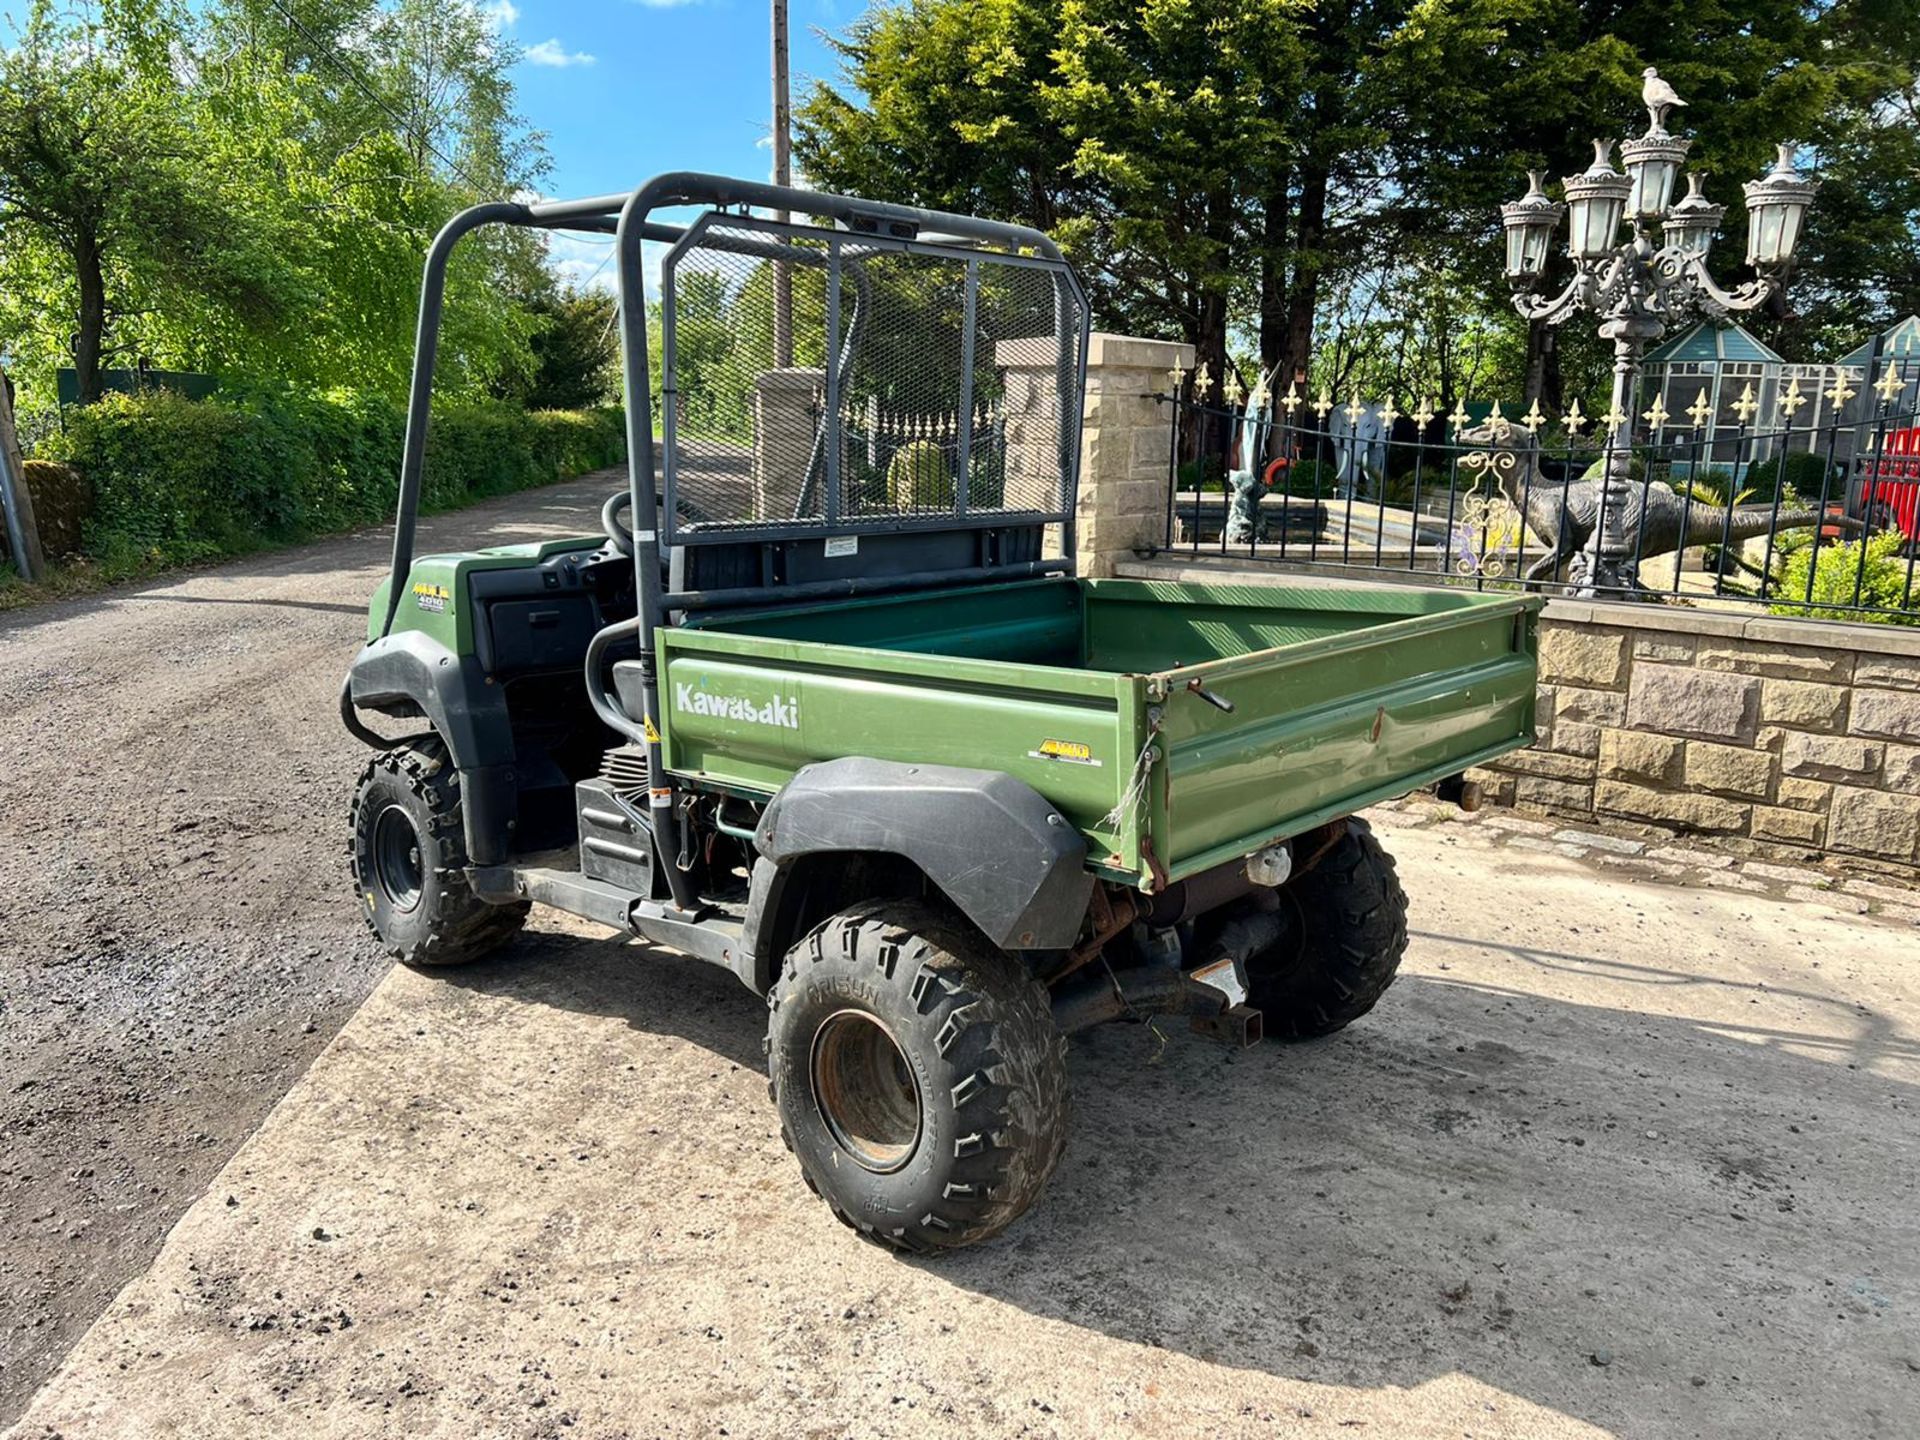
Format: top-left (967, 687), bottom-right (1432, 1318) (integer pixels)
top-left (996, 332), bottom-right (1192, 577)
top-left (752, 367), bottom-right (824, 521)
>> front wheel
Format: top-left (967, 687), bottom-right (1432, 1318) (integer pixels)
top-left (349, 737), bottom-right (528, 967)
top-left (765, 902), bottom-right (1070, 1252)
top-left (1243, 817), bottom-right (1408, 1040)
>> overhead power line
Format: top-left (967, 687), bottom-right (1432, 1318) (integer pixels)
top-left (263, 0), bottom-right (492, 196)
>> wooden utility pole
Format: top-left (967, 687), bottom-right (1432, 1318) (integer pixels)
top-left (771, 0), bottom-right (794, 368)
top-left (0, 374), bottom-right (47, 584)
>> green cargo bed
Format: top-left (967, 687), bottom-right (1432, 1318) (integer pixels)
top-left (656, 577), bottom-right (1540, 886)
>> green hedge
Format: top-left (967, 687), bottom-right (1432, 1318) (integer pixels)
top-left (43, 388), bottom-right (625, 574)
top-left (1769, 530), bottom-right (1919, 625)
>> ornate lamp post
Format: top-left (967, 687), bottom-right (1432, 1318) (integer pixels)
top-left (1500, 71), bottom-right (1817, 596)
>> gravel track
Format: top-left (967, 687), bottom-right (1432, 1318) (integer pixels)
top-left (0, 472), bottom-right (624, 1424)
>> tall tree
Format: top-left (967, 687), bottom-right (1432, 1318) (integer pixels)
top-left (0, 0), bottom-right (291, 402)
top-left (0, 0), bottom-right (551, 407)
top-left (800, 0), bottom-right (1919, 428)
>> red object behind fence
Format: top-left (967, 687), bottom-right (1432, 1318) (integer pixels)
top-left (1862, 427), bottom-right (1920, 541)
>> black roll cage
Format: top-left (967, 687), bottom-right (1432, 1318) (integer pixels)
top-left (374, 173), bottom-right (1090, 908)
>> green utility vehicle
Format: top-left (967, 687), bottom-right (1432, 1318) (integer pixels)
top-left (344, 175), bottom-right (1542, 1251)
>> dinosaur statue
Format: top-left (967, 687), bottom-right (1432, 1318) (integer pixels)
top-left (1454, 421), bottom-right (1847, 586)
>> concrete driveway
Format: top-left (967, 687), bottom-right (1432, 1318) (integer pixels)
top-left (7, 812), bottom-right (1916, 1440)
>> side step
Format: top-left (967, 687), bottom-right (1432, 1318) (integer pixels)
top-left (468, 864), bottom-right (745, 976)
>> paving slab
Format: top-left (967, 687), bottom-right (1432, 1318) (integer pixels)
top-left (10, 823), bottom-right (1919, 1440)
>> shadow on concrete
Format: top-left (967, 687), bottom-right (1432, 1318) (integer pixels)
top-left (438, 922), bottom-right (1919, 1438)
top-left (99, 593), bottom-right (369, 616)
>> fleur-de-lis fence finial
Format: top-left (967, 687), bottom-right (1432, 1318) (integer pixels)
top-left (1779, 377), bottom-right (1806, 419)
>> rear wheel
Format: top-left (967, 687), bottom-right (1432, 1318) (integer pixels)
top-left (349, 737), bottom-right (528, 967)
top-left (1244, 818), bottom-right (1408, 1039)
top-left (765, 902), bottom-right (1070, 1252)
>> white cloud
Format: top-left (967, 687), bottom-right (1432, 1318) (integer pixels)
top-left (480, 0), bottom-right (519, 29)
top-left (630, 0), bottom-right (704, 8)
top-left (524, 37), bottom-right (596, 66)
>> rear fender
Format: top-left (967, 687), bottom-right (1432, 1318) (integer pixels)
top-left (743, 757), bottom-right (1093, 991)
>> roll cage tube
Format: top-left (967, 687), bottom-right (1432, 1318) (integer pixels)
top-left (377, 192), bottom-right (680, 639)
top-left (373, 173), bottom-right (1086, 914)
top-left (606, 172), bottom-right (1087, 805)
top-left (379, 176), bottom-right (1081, 639)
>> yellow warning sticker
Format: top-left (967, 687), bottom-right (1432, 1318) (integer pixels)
top-left (1029, 738), bottom-right (1100, 767)
top-left (643, 714), bottom-right (662, 744)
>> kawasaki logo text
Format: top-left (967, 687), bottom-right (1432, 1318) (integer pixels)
top-left (674, 683), bottom-right (800, 729)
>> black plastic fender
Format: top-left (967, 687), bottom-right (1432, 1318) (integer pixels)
top-left (345, 632), bottom-right (517, 865)
top-left (745, 757), bottom-right (1093, 986)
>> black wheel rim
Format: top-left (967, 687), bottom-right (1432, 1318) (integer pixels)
top-left (810, 1010), bottom-right (922, 1174)
top-left (372, 804), bottom-right (425, 914)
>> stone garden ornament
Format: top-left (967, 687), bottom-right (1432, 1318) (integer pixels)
top-left (1224, 364), bottom-right (1284, 543)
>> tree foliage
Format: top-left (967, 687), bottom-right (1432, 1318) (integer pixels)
top-left (0, 0), bottom-right (554, 410)
top-left (798, 0), bottom-right (1920, 418)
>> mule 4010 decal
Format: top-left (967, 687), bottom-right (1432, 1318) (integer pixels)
top-left (1029, 738), bottom-right (1101, 767)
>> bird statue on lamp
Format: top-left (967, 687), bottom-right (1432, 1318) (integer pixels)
top-left (1641, 67), bottom-right (1686, 133)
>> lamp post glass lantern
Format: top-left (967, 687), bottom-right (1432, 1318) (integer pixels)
top-left (1501, 69), bottom-right (1816, 598)
top-left (1562, 140), bottom-right (1632, 261)
top-left (1501, 172), bottom-right (1563, 285)
top-left (1745, 144), bottom-right (1817, 268)
top-left (1662, 173), bottom-right (1723, 258)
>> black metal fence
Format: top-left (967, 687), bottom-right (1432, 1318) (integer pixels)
top-left (1153, 345), bottom-right (1920, 624)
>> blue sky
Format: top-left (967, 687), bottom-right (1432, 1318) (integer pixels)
top-left (507, 0), bottom-right (843, 197)
top-left (2, 0), bottom-right (855, 290)
top-left (497, 0), bottom-right (849, 288)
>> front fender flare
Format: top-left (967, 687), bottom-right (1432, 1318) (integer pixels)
top-left (345, 631), bottom-right (517, 865)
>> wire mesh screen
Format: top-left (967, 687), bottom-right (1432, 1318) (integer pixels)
top-left (658, 213), bottom-right (1084, 545)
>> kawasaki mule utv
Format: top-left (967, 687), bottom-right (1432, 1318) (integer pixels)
top-left (342, 174), bottom-right (1542, 1251)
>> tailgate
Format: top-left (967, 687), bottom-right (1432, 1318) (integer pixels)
top-left (1144, 591), bottom-right (1539, 880)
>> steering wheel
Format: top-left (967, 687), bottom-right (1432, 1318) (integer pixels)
top-left (602, 488), bottom-right (714, 560)
top-left (602, 491), bottom-right (636, 556)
